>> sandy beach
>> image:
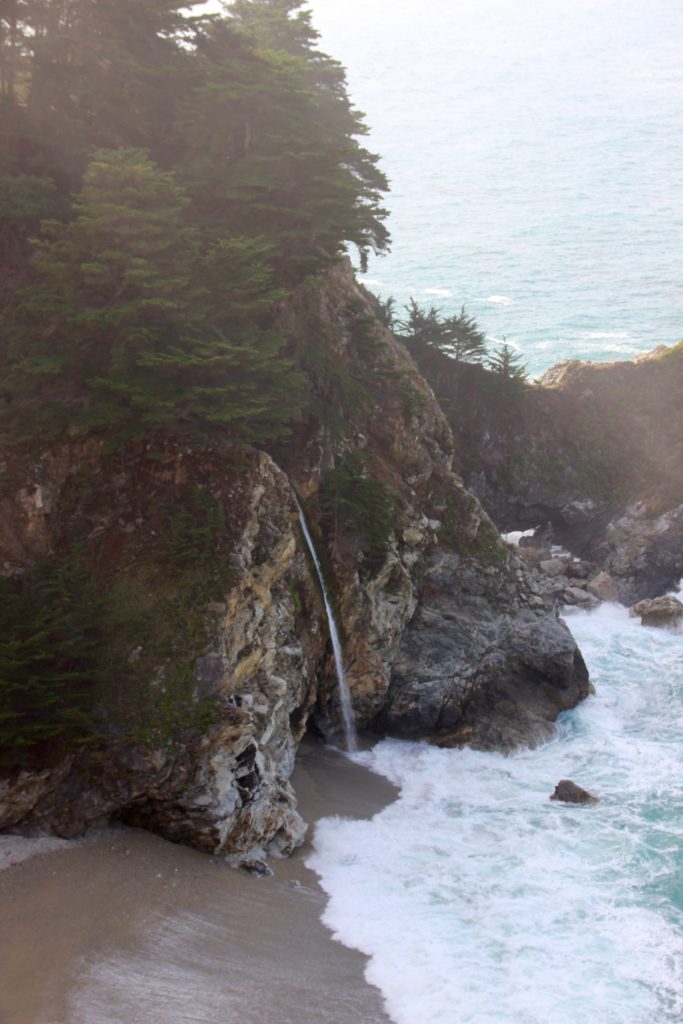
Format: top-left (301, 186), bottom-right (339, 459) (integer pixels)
top-left (0, 739), bottom-right (397, 1024)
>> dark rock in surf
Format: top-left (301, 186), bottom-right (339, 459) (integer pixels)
top-left (550, 780), bottom-right (598, 804)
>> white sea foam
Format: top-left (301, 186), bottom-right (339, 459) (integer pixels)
top-left (485, 294), bottom-right (513, 306)
top-left (488, 335), bottom-right (523, 351)
top-left (502, 529), bottom-right (535, 545)
top-left (308, 604), bottom-right (683, 1024)
top-left (423, 288), bottom-right (453, 298)
top-left (582, 331), bottom-right (632, 340)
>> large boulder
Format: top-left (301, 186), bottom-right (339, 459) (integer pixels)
top-left (586, 571), bottom-right (620, 603)
top-left (630, 595), bottom-right (683, 628)
top-left (376, 549), bottom-right (590, 753)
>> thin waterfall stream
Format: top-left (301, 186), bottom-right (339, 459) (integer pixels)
top-left (297, 503), bottom-right (358, 753)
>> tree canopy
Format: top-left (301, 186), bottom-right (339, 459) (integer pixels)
top-left (398, 298), bottom-right (488, 364)
top-left (0, 0), bottom-right (390, 445)
top-left (487, 339), bottom-right (528, 383)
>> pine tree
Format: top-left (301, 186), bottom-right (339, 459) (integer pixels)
top-left (399, 298), bottom-right (447, 350)
top-left (229, 0), bottom-right (320, 57)
top-left (487, 339), bottom-right (528, 383)
top-left (375, 295), bottom-right (397, 330)
top-left (5, 148), bottom-right (302, 443)
top-left (441, 306), bottom-right (488, 363)
top-left (181, 5), bottom-right (389, 284)
top-left (399, 299), bottom-right (487, 363)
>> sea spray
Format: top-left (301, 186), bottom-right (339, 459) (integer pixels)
top-left (307, 603), bottom-right (683, 1024)
top-left (297, 503), bottom-right (358, 752)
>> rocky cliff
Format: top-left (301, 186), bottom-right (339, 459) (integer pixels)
top-left (0, 261), bottom-right (590, 860)
top-left (409, 342), bottom-right (683, 603)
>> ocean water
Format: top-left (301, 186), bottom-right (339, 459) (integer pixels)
top-left (310, 0), bottom-right (683, 375)
top-left (307, 599), bottom-right (683, 1024)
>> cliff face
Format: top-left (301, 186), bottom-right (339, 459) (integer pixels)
top-left (0, 443), bottom-right (324, 860)
top-left (0, 262), bottom-right (590, 858)
top-left (410, 344), bottom-right (683, 602)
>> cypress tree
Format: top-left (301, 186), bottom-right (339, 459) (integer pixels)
top-left (5, 148), bottom-right (302, 443)
top-left (487, 339), bottom-right (529, 383)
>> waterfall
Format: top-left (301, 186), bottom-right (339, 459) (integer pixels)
top-left (297, 504), bottom-right (358, 753)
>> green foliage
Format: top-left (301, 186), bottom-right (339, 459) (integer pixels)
top-left (180, 12), bottom-right (388, 283)
top-left (288, 578), bottom-right (303, 615)
top-left (0, 174), bottom-right (61, 228)
top-left (658, 340), bottom-right (683, 360)
top-left (1, 0), bottom-right (389, 450)
top-left (4, 148), bottom-right (302, 444)
top-left (291, 300), bottom-right (372, 431)
top-left (487, 339), bottom-right (529, 384)
top-left (161, 489), bottom-right (226, 572)
top-left (0, 484), bottom-right (238, 767)
top-left (374, 294), bottom-right (397, 330)
top-left (93, 487), bottom-right (236, 745)
top-left (0, 558), bottom-right (103, 768)
top-left (320, 451), bottom-right (394, 557)
top-left (399, 298), bottom-right (488, 363)
top-left (229, 0), bottom-right (321, 57)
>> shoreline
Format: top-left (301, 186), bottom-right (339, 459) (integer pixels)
top-left (0, 737), bottom-right (398, 1024)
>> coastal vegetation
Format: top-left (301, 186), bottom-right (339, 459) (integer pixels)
top-left (0, 0), bottom-right (391, 768)
top-left (394, 297), bottom-right (528, 384)
top-left (0, 0), bottom-right (389, 447)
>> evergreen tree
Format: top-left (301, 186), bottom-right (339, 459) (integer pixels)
top-left (229, 0), bottom-right (320, 57)
top-left (1, 0), bottom-right (201, 186)
top-left (181, 5), bottom-right (389, 283)
top-left (399, 298), bottom-right (447, 350)
top-left (5, 148), bottom-right (301, 442)
top-left (400, 298), bottom-right (488, 363)
top-left (487, 339), bottom-right (528, 382)
top-left (441, 306), bottom-right (488, 363)
top-left (1, 0), bottom-right (390, 444)
top-left (375, 295), bottom-right (397, 330)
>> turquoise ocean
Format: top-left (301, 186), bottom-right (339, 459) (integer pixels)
top-left (312, 0), bottom-right (683, 376)
top-left (305, 3), bottom-right (683, 1022)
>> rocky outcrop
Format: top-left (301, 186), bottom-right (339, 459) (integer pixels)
top-left (376, 548), bottom-right (590, 751)
top-left (0, 443), bottom-right (326, 862)
top-left (409, 342), bottom-right (683, 603)
top-left (590, 500), bottom-right (683, 602)
top-left (275, 265), bottom-right (589, 751)
top-left (0, 261), bottom-right (591, 857)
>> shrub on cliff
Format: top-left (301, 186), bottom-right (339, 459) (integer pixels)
top-left (320, 451), bottom-right (394, 560)
top-left (0, 560), bottom-right (103, 768)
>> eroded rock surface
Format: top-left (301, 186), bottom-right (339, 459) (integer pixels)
top-left (377, 550), bottom-right (590, 751)
top-left (0, 444), bottom-right (325, 861)
top-left (408, 341), bottom-right (683, 602)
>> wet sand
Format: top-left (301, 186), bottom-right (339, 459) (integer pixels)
top-left (0, 739), bottom-right (397, 1024)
